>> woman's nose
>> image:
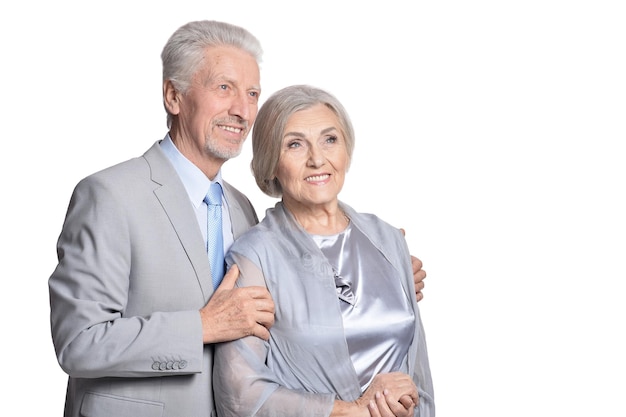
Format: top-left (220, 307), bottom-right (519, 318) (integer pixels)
top-left (307, 148), bottom-right (324, 167)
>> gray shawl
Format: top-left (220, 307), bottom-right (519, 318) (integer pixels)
top-left (214, 201), bottom-right (434, 416)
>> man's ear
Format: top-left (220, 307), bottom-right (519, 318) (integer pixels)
top-left (163, 80), bottom-right (181, 115)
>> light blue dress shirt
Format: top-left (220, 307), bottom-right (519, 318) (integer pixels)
top-left (159, 134), bottom-right (234, 253)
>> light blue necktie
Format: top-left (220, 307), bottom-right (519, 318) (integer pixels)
top-left (204, 182), bottom-right (224, 289)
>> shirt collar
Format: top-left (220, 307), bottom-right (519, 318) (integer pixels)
top-left (160, 133), bottom-right (223, 208)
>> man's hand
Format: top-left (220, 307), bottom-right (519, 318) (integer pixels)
top-left (400, 228), bottom-right (427, 302)
top-left (411, 256), bottom-right (426, 302)
top-left (199, 265), bottom-right (275, 344)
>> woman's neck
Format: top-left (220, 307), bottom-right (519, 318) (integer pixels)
top-left (283, 199), bottom-right (350, 236)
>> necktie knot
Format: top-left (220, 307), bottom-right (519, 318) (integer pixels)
top-left (204, 182), bottom-right (222, 206)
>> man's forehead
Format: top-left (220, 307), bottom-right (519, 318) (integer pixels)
top-left (201, 46), bottom-right (260, 84)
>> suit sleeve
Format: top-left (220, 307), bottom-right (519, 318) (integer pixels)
top-left (49, 175), bottom-right (204, 378)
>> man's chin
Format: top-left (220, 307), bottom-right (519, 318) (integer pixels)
top-left (223, 148), bottom-right (242, 160)
top-left (206, 142), bottom-right (243, 160)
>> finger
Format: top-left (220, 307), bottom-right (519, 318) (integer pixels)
top-left (386, 395), bottom-right (413, 417)
top-left (252, 322), bottom-right (271, 341)
top-left (375, 391), bottom-right (393, 417)
top-left (218, 264), bottom-right (239, 289)
top-left (413, 263), bottom-right (426, 289)
top-left (255, 310), bottom-right (275, 329)
top-left (411, 256), bottom-right (423, 273)
top-left (398, 394), bottom-right (416, 409)
top-left (378, 389), bottom-right (416, 417)
top-left (368, 399), bottom-right (382, 417)
top-left (239, 286), bottom-right (275, 305)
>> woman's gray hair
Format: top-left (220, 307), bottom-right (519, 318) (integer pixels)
top-left (161, 20), bottom-right (263, 128)
top-left (251, 85), bottom-right (355, 198)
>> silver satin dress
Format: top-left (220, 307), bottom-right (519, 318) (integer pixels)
top-left (311, 223), bottom-right (414, 391)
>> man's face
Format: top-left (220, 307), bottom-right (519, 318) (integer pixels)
top-left (172, 45), bottom-right (261, 162)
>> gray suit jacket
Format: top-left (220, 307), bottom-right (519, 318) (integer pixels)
top-left (49, 141), bottom-right (258, 417)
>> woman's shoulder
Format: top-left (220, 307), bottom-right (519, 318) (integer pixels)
top-left (341, 202), bottom-right (403, 237)
top-left (231, 222), bottom-right (271, 248)
top-left (229, 206), bottom-right (284, 251)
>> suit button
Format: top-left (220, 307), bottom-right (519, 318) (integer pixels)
top-left (179, 360), bottom-right (187, 369)
top-left (152, 362), bottom-right (160, 370)
top-left (159, 362), bottom-right (167, 371)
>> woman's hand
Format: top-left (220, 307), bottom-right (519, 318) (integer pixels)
top-left (358, 373), bottom-right (418, 417)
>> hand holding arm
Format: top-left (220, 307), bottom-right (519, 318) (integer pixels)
top-left (411, 256), bottom-right (426, 302)
top-left (399, 228), bottom-right (427, 302)
top-left (199, 265), bottom-right (275, 343)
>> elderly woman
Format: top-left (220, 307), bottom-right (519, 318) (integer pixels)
top-left (214, 85), bottom-right (434, 417)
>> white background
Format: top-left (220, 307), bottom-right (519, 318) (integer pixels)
top-left (1, 1), bottom-right (625, 416)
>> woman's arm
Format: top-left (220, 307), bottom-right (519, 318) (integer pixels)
top-left (214, 253), bottom-right (420, 417)
top-left (214, 253), bottom-right (336, 416)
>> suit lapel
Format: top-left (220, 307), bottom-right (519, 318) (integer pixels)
top-left (144, 142), bottom-right (214, 302)
top-left (222, 181), bottom-right (259, 240)
top-left (224, 191), bottom-right (249, 240)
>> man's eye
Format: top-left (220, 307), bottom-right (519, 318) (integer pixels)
top-left (219, 84), bottom-right (228, 90)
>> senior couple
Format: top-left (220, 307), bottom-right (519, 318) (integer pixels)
top-left (49, 20), bottom-right (434, 417)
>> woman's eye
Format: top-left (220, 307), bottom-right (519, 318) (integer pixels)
top-left (326, 135), bottom-right (338, 143)
top-left (287, 141), bottom-right (301, 149)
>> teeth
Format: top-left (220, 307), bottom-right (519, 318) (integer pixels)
top-left (306, 174), bottom-right (329, 182)
top-left (220, 125), bottom-right (242, 133)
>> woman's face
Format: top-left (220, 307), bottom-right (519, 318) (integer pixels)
top-left (275, 103), bottom-right (349, 211)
